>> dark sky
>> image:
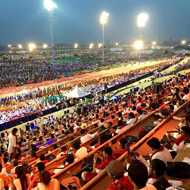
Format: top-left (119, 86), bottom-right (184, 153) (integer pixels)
top-left (0, 0), bottom-right (189, 45)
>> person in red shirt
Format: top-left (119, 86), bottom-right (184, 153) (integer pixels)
top-left (39, 154), bottom-right (48, 165)
top-left (81, 147), bottom-right (116, 182)
top-left (112, 138), bottom-right (129, 159)
top-left (30, 162), bottom-right (45, 187)
top-left (105, 160), bottom-right (133, 190)
top-left (30, 152), bottom-right (38, 163)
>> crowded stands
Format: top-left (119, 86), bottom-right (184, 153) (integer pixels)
top-left (0, 64), bottom-right (190, 190)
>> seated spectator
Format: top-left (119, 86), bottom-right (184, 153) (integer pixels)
top-left (105, 160), bottom-right (133, 190)
top-left (166, 125), bottom-right (190, 152)
top-left (147, 137), bottom-right (172, 163)
top-left (57, 146), bottom-right (69, 158)
top-left (28, 170), bottom-right (60, 190)
top-left (128, 160), bottom-right (157, 190)
top-left (31, 162), bottom-right (45, 187)
top-left (30, 152), bottom-right (39, 163)
top-left (116, 120), bottom-right (131, 134)
top-left (53, 154), bottom-right (75, 174)
top-left (0, 154), bottom-right (8, 189)
top-left (94, 134), bottom-right (108, 149)
top-left (72, 140), bottom-right (88, 160)
top-left (39, 154), bottom-right (48, 164)
top-left (81, 147), bottom-right (116, 182)
top-left (147, 159), bottom-right (167, 185)
top-left (137, 109), bottom-right (146, 121)
top-left (10, 165), bottom-right (31, 190)
top-left (112, 138), bottom-right (129, 159)
top-left (183, 87), bottom-right (190, 101)
top-left (80, 129), bottom-right (98, 144)
top-left (126, 112), bottom-right (137, 126)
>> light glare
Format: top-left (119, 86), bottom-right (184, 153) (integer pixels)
top-left (98, 43), bottom-right (102, 48)
top-left (44, 0), bottom-right (57, 11)
top-left (18, 44), bottom-right (22, 49)
top-left (181, 40), bottom-right (186, 45)
top-left (134, 40), bottom-right (143, 50)
top-left (137, 13), bottom-right (149, 28)
top-left (43, 44), bottom-right (48, 49)
top-left (100, 11), bottom-right (109, 25)
top-left (28, 43), bottom-right (36, 51)
top-left (74, 43), bottom-right (78, 48)
top-left (152, 41), bottom-right (157, 46)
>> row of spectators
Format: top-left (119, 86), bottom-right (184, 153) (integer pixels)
top-left (0, 72), bottom-right (190, 189)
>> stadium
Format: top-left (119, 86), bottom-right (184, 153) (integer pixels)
top-left (0, 0), bottom-right (190, 190)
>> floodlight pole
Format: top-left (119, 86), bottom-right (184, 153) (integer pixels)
top-left (139, 27), bottom-right (142, 63)
top-left (49, 11), bottom-right (56, 78)
top-left (102, 24), bottom-right (105, 65)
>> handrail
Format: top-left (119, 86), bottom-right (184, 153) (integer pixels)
top-left (80, 100), bottom-right (190, 190)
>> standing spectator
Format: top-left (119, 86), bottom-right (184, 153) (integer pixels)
top-left (8, 128), bottom-right (18, 161)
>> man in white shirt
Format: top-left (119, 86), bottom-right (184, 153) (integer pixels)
top-left (72, 140), bottom-right (88, 160)
top-left (183, 87), bottom-right (190, 101)
top-left (80, 129), bottom-right (98, 144)
top-left (8, 128), bottom-right (18, 161)
top-left (137, 109), bottom-right (146, 121)
top-left (147, 137), bottom-right (172, 164)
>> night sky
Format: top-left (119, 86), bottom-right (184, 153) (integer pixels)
top-left (0, 0), bottom-right (189, 45)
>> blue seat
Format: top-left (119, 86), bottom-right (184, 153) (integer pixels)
top-left (144, 126), bottom-right (154, 132)
top-left (125, 135), bottom-right (138, 143)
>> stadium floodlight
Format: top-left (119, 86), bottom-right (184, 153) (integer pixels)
top-left (152, 41), bottom-right (157, 46)
top-left (137, 13), bottom-right (148, 62)
top-left (100, 11), bottom-right (109, 64)
top-left (43, 44), bottom-right (48, 49)
top-left (18, 44), bottom-right (22, 49)
top-left (134, 40), bottom-right (143, 62)
top-left (181, 40), bottom-right (186, 45)
top-left (28, 43), bottom-right (36, 52)
top-left (44, 0), bottom-right (57, 11)
top-left (44, 0), bottom-right (57, 77)
top-left (8, 44), bottom-right (12, 48)
top-left (98, 43), bottom-right (103, 48)
top-left (137, 13), bottom-right (149, 28)
top-left (74, 43), bottom-right (78, 48)
top-left (100, 11), bottom-right (109, 25)
top-left (135, 40), bottom-right (143, 50)
top-left (115, 42), bottom-right (119, 46)
top-left (89, 43), bottom-right (94, 49)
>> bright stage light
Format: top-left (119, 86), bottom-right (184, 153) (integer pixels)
top-left (100, 11), bottom-right (109, 25)
top-left (44, 0), bottom-right (57, 11)
top-left (18, 44), bottom-right (22, 49)
top-left (137, 13), bottom-right (149, 28)
top-left (28, 43), bottom-right (36, 51)
top-left (181, 40), bottom-right (186, 45)
top-left (74, 43), bottom-right (78, 48)
top-left (43, 44), bottom-right (48, 49)
top-left (134, 40), bottom-right (143, 50)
